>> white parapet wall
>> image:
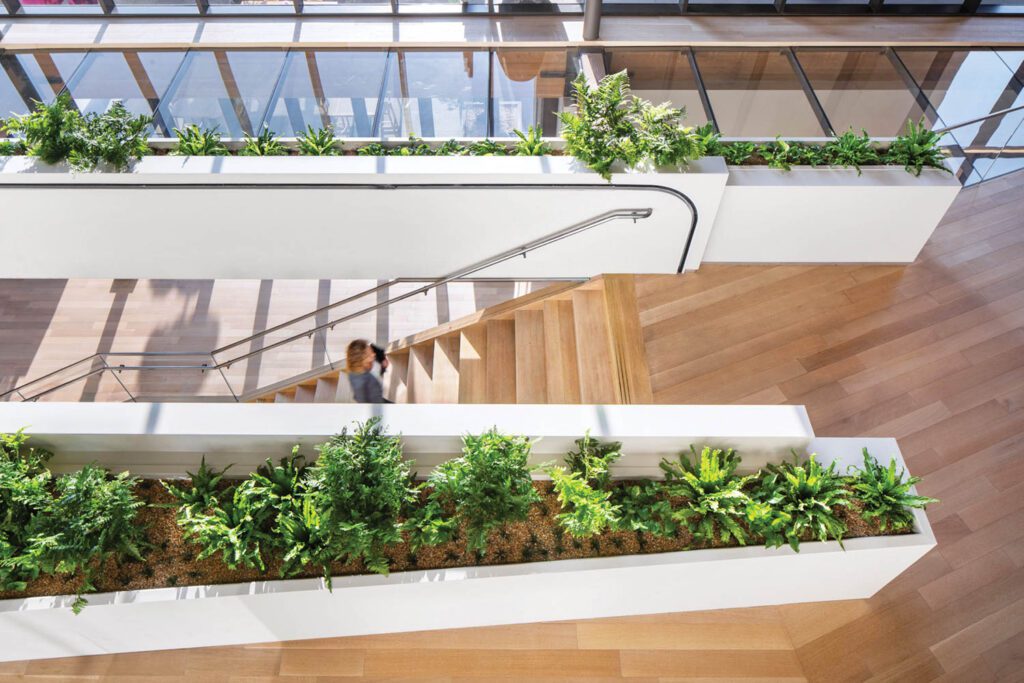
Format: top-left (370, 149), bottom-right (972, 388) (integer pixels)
top-left (0, 402), bottom-right (814, 477)
top-left (0, 156), bottom-right (726, 279)
top-left (702, 165), bottom-right (961, 264)
top-left (0, 415), bottom-right (935, 661)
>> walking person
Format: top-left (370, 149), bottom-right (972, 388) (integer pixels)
top-left (346, 339), bottom-right (391, 404)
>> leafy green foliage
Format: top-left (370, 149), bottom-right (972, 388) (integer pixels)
top-left (388, 136), bottom-right (434, 156)
top-left (823, 129), bottom-right (879, 174)
top-left (297, 125), bottom-right (339, 156)
top-left (0, 430), bottom-right (53, 592)
top-left (425, 429), bottom-right (540, 554)
top-left (307, 418), bottom-right (415, 574)
top-left (757, 139), bottom-right (802, 171)
top-left (401, 497), bottom-right (458, 552)
top-left (661, 446), bottom-right (755, 546)
top-left (748, 454), bottom-right (850, 552)
top-left (884, 118), bottom-right (949, 176)
top-left (20, 466), bottom-right (147, 612)
top-left (565, 434), bottom-right (621, 490)
top-left (512, 126), bottom-right (550, 156)
top-left (547, 466), bottom-right (619, 538)
top-left (172, 124), bottom-right (229, 156)
top-left (610, 481), bottom-right (677, 537)
top-left (3, 94), bottom-right (84, 165)
top-left (559, 70), bottom-right (703, 180)
top-left (0, 138), bottom-right (21, 155)
top-left (356, 142), bottom-right (388, 156)
top-left (851, 449), bottom-right (937, 531)
top-left (467, 139), bottom-right (508, 156)
top-left (240, 126), bottom-right (286, 156)
top-left (436, 139), bottom-right (469, 156)
top-left (275, 495), bottom-right (335, 584)
top-left (69, 102), bottom-right (152, 171)
top-left (721, 141), bottom-right (756, 165)
top-left (175, 479), bottom-right (272, 572)
top-left (162, 457), bottom-right (229, 511)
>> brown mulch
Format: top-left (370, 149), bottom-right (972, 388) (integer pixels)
top-left (0, 480), bottom-right (908, 601)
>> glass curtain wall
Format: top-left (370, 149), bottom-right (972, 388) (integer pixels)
top-left (1, 46), bottom-right (1021, 184)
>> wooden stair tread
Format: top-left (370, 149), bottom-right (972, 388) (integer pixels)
top-left (313, 376), bottom-right (339, 403)
top-left (432, 336), bottom-right (460, 404)
top-left (514, 309), bottom-right (547, 403)
top-left (485, 319), bottom-right (517, 404)
top-left (603, 275), bottom-right (654, 404)
top-left (543, 299), bottom-right (581, 404)
top-left (406, 344), bottom-right (434, 403)
top-left (572, 288), bottom-right (620, 404)
top-left (458, 325), bottom-right (487, 404)
top-left (386, 352), bottom-right (409, 403)
top-left (387, 281), bottom-right (585, 354)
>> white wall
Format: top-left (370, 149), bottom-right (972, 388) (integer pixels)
top-left (703, 166), bottom-right (961, 264)
top-left (0, 402), bottom-right (815, 477)
top-left (0, 156), bottom-right (725, 279)
top-left (0, 436), bottom-right (935, 662)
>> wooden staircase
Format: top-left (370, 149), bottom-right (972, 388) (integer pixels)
top-left (252, 275), bottom-right (653, 405)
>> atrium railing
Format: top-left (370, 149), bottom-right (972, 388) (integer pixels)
top-left (933, 103), bottom-right (1024, 187)
top-left (0, 207), bottom-right (652, 403)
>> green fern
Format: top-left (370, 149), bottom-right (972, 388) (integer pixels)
top-left (512, 126), bottom-right (550, 156)
top-left (171, 124), bottom-right (228, 156)
top-left (884, 118), bottom-right (949, 176)
top-left (296, 125), bottom-right (338, 156)
top-left (749, 454), bottom-right (850, 552)
top-left (851, 449), bottom-right (937, 531)
top-left (240, 126), bottom-right (286, 156)
top-left (661, 446), bottom-right (755, 546)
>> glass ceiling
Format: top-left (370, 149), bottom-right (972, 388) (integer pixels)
top-left (2, 0), bottom-right (1021, 15)
top-left (1, 47), bottom-right (1021, 184)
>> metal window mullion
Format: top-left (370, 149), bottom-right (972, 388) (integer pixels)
top-left (155, 50), bottom-right (196, 137)
top-left (960, 0), bottom-right (981, 12)
top-left (371, 50), bottom-right (394, 138)
top-left (774, 0), bottom-right (786, 12)
top-left (0, 0), bottom-right (21, 14)
top-left (258, 50), bottom-right (295, 135)
top-left (869, 0), bottom-right (884, 11)
top-left (98, 0), bottom-right (115, 14)
top-left (486, 49), bottom-right (494, 139)
top-left (787, 48), bottom-right (834, 136)
top-left (124, 51), bottom-right (172, 136)
top-left (687, 48), bottom-right (719, 133)
top-left (583, 0), bottom-right (602, 41)
top-left (885, 47), bottom-right (942, 127)
top-left (0, 53), bottom-right (44, 109)
top-left (195, 0), bottom-right (209, 16)
top-left (292, 0), bottom-right (303, 13)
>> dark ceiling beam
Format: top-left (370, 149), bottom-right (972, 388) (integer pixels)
top-left (0, 53), bottom-right (43, 110)
top-left (787, 48), bottom-right (835, 136)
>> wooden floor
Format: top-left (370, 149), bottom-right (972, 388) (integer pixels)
top-left (1, 171), bottom-right (1023, 680)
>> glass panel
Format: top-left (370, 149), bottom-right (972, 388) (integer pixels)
top-left (62, 51), bottom-right (186, 121)
top-left (208, 0), bottom-right (292, 7)
top-left (795, 49), bottom-right (926, 137)
top-left (898, 48), bottom-right (1024, 149)
top-left (604, 49), bottom-right (708, 127)
top-left (8, 52), bottom-right (87, 105)
top-left (113, 0), bottom-right (199, 10)
top-left (379, 50), bottom-right (489, 138)
top-left (492, 50), bottom-right (577, 136)
top-left (264, 50), bottom-right (389, 137)
top-left (694, 50), bottom-right (825, 137)
top-left (1, 57), bottom-right (35, 120)
top-left (158, 50), bottom-right (287, 137)
top-left (19, 0), bottom-right (100, 12)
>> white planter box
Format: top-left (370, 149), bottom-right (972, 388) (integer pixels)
top-left (0, 433), bottom-right (935, 663)
top-left (702, 166), bottom-right (961, 264)
top-left (0, 155), bottom-right (727, 279)
top-left (0, 402), bottom-right (815, 478)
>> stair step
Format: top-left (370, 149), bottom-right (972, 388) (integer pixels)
top-left (514, 309), bottom-right (547, 403)
top-left (406, 344), bottom-right (434, 403)
top-left (335, 372), bottom-right (354, 403)
top-left (432, 336), bottom-right (460, 404)
top-left (274, 390), bottom-right (293, 404)
top-left (458, 325), bottom-right (487, 403)
top-left (602, 275), bottom-right (654, 404)
top-left (313, 375), bottom-right (339, 403)
top-left (543, 299), bottom-right (581, 404)
top-left (293, 384), bottom-right (316, 403)
top-left (485, 319), bottom-right (516, 403)
top-left (386, 351), bottom-right (409, 403)
top-left (572, 288), bottom-right (620, 404)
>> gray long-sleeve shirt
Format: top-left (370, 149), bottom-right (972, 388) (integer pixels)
top-left (348, 370), bottom-right (384, 403)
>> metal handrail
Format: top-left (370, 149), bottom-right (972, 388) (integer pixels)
top-left (3, 207), bottom-right (653, 402)
top-left (932, 103), bottom-right (1024, 136)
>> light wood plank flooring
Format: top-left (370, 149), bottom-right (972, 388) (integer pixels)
top-left (1, 171), bottom-right (1023, 680)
